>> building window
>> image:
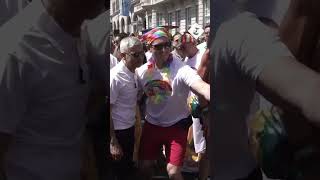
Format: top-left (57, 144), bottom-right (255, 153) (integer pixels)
top-left (168, 12), bottom-right (173, 26)
top-left (116, 0), bottom-right (119, 11)
top-left (195, 5), bottom-right (199, 23)
top-left (157, 12), bottom-right (163, 26)
top-left (186, 7), bottom-right (192, 30)
top-left (112, 2), bottom-right (115, 14)
top-left (204, 0), bottom-right (210, 24)
top-left (175, 10), bottom-right (180, 29)
top-left (148, 15), bottom-right (152, 28)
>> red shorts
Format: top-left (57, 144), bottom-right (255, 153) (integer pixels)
top-left (139, 121), bottom-right (188, 166)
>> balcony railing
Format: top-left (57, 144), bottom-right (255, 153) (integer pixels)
top-left (131, 0), bottom-right (140, 4)
top-left (142, 0), bottom-right (152, 4)
top-left (134, 4), bottom-right (143, 12)
top-left (152, 0), bottom-right (167, 4)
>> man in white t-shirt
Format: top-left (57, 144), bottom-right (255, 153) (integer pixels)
top-left (137, 27), bottom-right (210, 180)
top-left (179, 32), bottom-right (209, 179)
top-left (0, 0), bottom-right (106, 179)
top-left (110, 37), bottom-right (144, 180)
top-left (197, 24), bottom-right (210, 52)
top-left (180, 32), bottom-right (207, 154)
top-left (210, 0), bottom-right (320, 180)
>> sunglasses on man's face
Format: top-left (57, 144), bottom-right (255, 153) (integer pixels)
top-left (152, 42), bottom-right (172, 51)
top-left (127, 52), bottom-right (144, 58)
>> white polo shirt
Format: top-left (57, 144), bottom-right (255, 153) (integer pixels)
top-left (136, 56), bottom-right (202, 127)
top-left (0, 1), bottom-right (90, 180)
top-left (110, 60), bottom-right (138, 130)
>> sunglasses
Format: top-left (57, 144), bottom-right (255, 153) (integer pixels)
top-left (152, 42), bottom-right (172, 50)
top-left (127, 52), bottom-right (144, 58)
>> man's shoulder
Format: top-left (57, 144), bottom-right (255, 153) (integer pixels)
top-left (172, 58), bottom-right (193, 76)
top-left (110, 65), bottom-right (124, 86)
top-left (110, 63), bottom-right (123, 77)
top-left (217, 12), bottom-right (262, 38)
top-left (136, 62), bottom-right (150, 76)
top-left (172, 56), bottom-right (188, 68)
top-left (0, 4), bottom-right (40, 62)
top-left (84, 11), bottom-right (109, 52)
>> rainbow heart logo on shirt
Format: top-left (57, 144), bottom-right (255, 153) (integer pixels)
top-left (144, 80), bottom-right (172, 104)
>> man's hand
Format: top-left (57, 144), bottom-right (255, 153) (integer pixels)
top-left (110, 137), bottom-right (123, 161)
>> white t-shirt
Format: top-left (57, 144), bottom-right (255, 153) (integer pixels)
top-left (210, 11), bottom-right (293, 180)
top-left (185, 49), bottom-right (207, 154)
top-left (110, 61), bottom-right (138, 130)
top-left (110, 54), bottom-right (118, 69)
top-left (196, 42), bottom-right (207, 52)
top-left (171, 49), bottom-right (184, 61)
top-left (184, 49), bottom-right (205, 70)
top-left (145, 50), bottom-right (152, 62)
top-left (0, 1), bottom-right (90, 180)
top-left (136, 55), bottom-right (202, 127)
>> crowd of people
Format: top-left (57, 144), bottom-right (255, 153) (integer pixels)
top-left (1, 0), bottom-right (320, 180)
top-left (109, 26), bottom-right (211, 180)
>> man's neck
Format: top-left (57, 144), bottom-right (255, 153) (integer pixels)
top-left (155, 60), bottom-right (165, 69)
top-left (123, 59), bottom-right (135, 73)
top-left (188, 48), bottom-right (199, 58)
top-left (42, 0), bottom-right (83, 37)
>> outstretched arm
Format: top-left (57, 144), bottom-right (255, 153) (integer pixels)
top-left (257, 55), bottom-right (320, 127)
top-left (258, 0), bottom-right (320, 127)
top-left (190, 80), bottom-right (210, 102)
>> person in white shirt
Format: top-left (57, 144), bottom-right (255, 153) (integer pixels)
top-left (171, 33), bottom-right (186, 61)
top-left (0, 0), bottom-right (105, 179)
top-left (179, 32), bottom-right (209, 180)
top-left (137, 27), bottom-right (210, 180)
top-left (110, 53), bottom-right (118, 69)
top-left (145, 48), bottom-right (153, 62)
top-left (112, 33), bottom-right (128, 60)
top-left (210, 0), bottom-right (320, 180)
top-left (110, 36), bottom-right (145, 180)
top-left (196, 25), bottom-right (210, 52)
top-left (181, 32), bottom-right (207, 153)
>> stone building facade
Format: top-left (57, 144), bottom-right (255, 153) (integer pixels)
top-left (111, 0), bottom-right (210, 34)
